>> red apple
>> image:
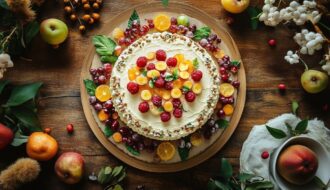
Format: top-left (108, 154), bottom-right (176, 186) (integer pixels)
top-left (277, 144), bottom-right (318, 185)
top-left (54, 152), bottom-right (84, 184)
top-left (0, 123), bottom-right (14, 150)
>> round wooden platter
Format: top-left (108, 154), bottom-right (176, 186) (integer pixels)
top-left (80, 1), bottom-right (246, 172)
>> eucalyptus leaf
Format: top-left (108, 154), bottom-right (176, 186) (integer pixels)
top-left (291, 100), bottom-right (299, 115)
top-left (193, 27), bottom-right (211, 41)
top-left (238, 173), bottom-right (254, 183)
top-left (126, 145), bottom-right (140, 156)
top-left (161, 0), bottom-right (169, 6)
top-left (220, 158), bottom-right (233, 180)
top-left (83, 79), bottom-right (96, 96)
top-left (112, 166), bottom-right (123, 177)
top-left (215, 119), bottom-right (229, 129)
top-left (10, 106), bottom-right (41, 132)
top-left (178, 147), bottom-right (189, 161)
top-left (0, 80), bottom-right (9, 95)
top-left (92, 35), bottom-right (116, 56)
top-left (295, 119), bottom-right (308, 134)
top-left (104, 126), bottom-right (114, 137)
top-left (128, 9), bottom-right (140, 28)
top-left (6, 82), bottom-right (42, 107)
top-left (247, 6), bottom-right (262, 30)
top-left (11, 134), bottom-right (28, 146)
top-left (266, 125), bottom-right (287, 139)
top-left (115, 170), bottom-right (126, 183)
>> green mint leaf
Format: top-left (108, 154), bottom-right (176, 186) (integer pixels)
top-left (266, 125), bottom-right (287, 139)
top-left (247, 6), bottom-right (262, 30)
top-left (161, 0), bottom-right (169, 6)
top-left (173, 68), bottom-right (179, 80)
top-left (245, 181), bottom-right (274, 190)
top-left (126, 145), bottom-right (140, 156)
top-left (295, 119), bottom-right (308, 134)
top-left (193, 27), bottom-right (211, 41)
top-left (111, 166), bottom-right (124, 177)
top-left (285, 123), bottom-right (294, 136)
top-left (178, 147), bottom-right (189, 161)
top-left (219, 158), bottom-right (233, 180)
top-left (23, 21), bottom-right (39, 45)
top-left (128, 9), bottom-right (140, 28)
top-left (193, 58), bottom-right (199, 69)
top-left (311, 176), bottom-right (326, 189)
top-left (231, 60), bottom-right (240, 67)
top-left (92, 35), bottom-right (116, 56)
top-left (182, 86), bottom-right (190, 93)
top-left (100, 55), bottom-right (118, 64)
top-left (149, 80), bottom-right (155, 88)
top-left (165, 74), bottom-right (174, 82)
top-left (10, 106), bottom-right (42, 132)
top-left (83, 79), bottom-right (97, 96)
top-left (104, 126), bottom-right (114, 137)
top-left (0, 80), bottom-right (9, 95)
top-left (97, 167), bottom-right (112, 185)
top-left (6, 82), bottom-right (42, 107)
top-left (141, 69), bottom-right (147, 77)
top-left (158, 106), bottom-right (165, 112)
top-left (215, 119), bottom-right (229, 129)
top-left (291, 100), bottom-right (299, 115)
top-left (238, 173), bottom-right (255, 183)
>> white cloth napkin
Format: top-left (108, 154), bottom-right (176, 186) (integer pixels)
top-left (240, 113), bottom-right (330, 182)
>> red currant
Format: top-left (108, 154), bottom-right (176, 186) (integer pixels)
top-left (160, 112), bottom-right (171, 122)
top-left (66, 124), bottom-right (74, 134)
top-left (278, 83), bottom-right (286, 91)
top-left (127, 82), bottom-right (139, 94)
top-left (156, 49), bottom-right (166, 61)
top-left (268, 39), bottom-right (276, 47)
top-left (261, 151), bottom-right (269, 159)
top-left (138, 101), bottom-right (150, 113)
top-left (166, 57), bottom-right (177, 67)
top-left (136, 56), bottom-right (148, 68)
top-left (191, 70), bottom-right (203, 82)
top-left (185, 91), bottom-right (196, 102)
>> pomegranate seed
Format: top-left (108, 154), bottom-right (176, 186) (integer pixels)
top-left (261, 151), bottom-right (269, 159)
top-left (268, 39), bottom-right (276, 47)
top-left (67, 124), bottom-right (74, 134)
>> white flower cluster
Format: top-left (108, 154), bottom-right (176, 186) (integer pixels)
top-left (294, 29), bottom-right (324, 55)
top-left (322, 54), bottom-right (330, 75)
top-left (259, 0), bottom-right (321, 26)
top-left (0, 53), bottom-right (14, 79)
top-left (284, 50), bottom-right (300, 64)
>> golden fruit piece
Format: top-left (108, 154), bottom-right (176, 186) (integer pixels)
top-left (155, 61), bottom-right (167, 71)
top-left (183, 81), bottom-right (193, 89)
top-left (95, 85), bottom-right (112, 102)
top-left (83, 3), bottom-right (91, 11)
top-left (173, 79), bottom-right (183, 89)
top-left (136, 75), bottom-right (148, 85)
top-left (141, 90), bottom-right (152, 101)
top-left (162, 91), bottom-right (171, 100)
top-left (213, 49), bottom-right (225, 59)
top-left (98, 109), bottom-right (109, 121)
top-left (92, 13), bottom-right (101, 21)
top-left (154, 14), bottom-right (171, 32)
top-left (223, 104), bottom-right (234, 116)
top-left (26, 132), bottom-right (58, 161)
top-left (79, 25), bottom-right (86, 33)
top-left (163, 101), bottom-right (174, 112)
top-left (157, 142), bottom-right (175, 161)
top-left (112, 132), bottom-right (122, 143)
top-left (179, 63), bottom-right (188, 71)
top-left (219, 83), bottom-right (235, 97)
top-left (154, 88), bottom-right (165, 97)
top-left (221, 0), bottom-right (250, 14)
top-left (147, 70), bottom-right (160, 78)
top-left (112, 27), bottom-right (124, 40)
top-left (192, 83), bottom-right (202, 94)
top-left (174, 54), bottom-right (184, 63)
top-left (114, 46), bottom-right (122, 56)
top-left (171, 88), bottom-right (182, 98)
top-left (179, 71), bottom-right (190, 80)
top-left (146, 52), bottom-right (156, 60)
top-left (82, 14), bottom-right (91, 22)
top-left (190, 133), bottom-right (203, 146)
top-left (149, 103), bottom-right (162, 115)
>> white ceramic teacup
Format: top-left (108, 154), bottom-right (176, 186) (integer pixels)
top-left (269, 136), bottom-right (330, 190)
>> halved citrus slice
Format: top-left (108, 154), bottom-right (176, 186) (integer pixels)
top-left (95, 85), bottom-right (112, 102)
top-left (154, 14), bottom-right (171, 32)
top-left (157, 142), bottom-right (175, 161)
top-left (219, 83), bottom-right (235, 97)
top-left (190, 133), bottom-right (203, 146)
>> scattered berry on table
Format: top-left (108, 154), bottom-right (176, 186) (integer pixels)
top-left (268, 39), bottom-right (276, 46)
top-left (278, 83), bottom-right (286, 91)
top-left (261, 151), bottom-right (269, 159)
top-left (66, 124), bottom-right (74, 134)
top-left (44, 127), bottom-right (52, 134)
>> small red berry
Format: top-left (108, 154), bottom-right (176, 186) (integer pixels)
top-left (151, 95), bottom-right (162, 107)
top-left (160, 112), bottom-right (171, 122)
top-left (164, 81), bottom-right (173, 90)
top-left (221, 74), bottom-right (229, 82)
top-left (219, 67), bottom-right (227, 74)
top-left (156, 49), bottom-right (166, 61)
top-left (154, 77), bottom-right (165, 88)
top-left (261, 151), bottom-right (269, 159)
top-left (166, 57), bottom-right (177, 67)
top-left (172, 99), bottom-right (182, 108)
top-left (173, 108), bottom-right (183, 118)
top-left (185, 91), bottom-right (196, 102)
top-left (146, 63), bottom-right (156, 70)
top-left (191, 70), bottom-right (203, 82)
top-left (136, 56), bottom-right (148, 67)
top-left (103, 63), bottom-right (112, 73)
top-left (268, 39), bottom-right (276, 47)
top-left (127, 82), bottom-right (139, 94)
top-left (278, 83), bottom-right (286, 91)
top-left (217, 109), bottom-right (225, 118)
top-left (138, 101), bottom-right (150, 113)
top-left (67, 124), bottom-right (74, 134)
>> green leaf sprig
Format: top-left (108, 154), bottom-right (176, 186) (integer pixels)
top-left (193, 58), bottom-right (199, 69)
top-left (83, 79), bottom-right (97, 96)
top-left (193, 27), bottom-right (211, 41)
top-left (97, 165), bottom-right (126, 190)
top-left (178, 137), bottom-right (190, 161)
top-left (247, 6), bottom-right (262, 30)
top-left (127, 9), bottom-right (140, 28)
top-left (291, 100), bottom-right (299, 115)
top-left (161, 0), bottom-right (169, 6)
top-left (207, 158), bottom-right (274, 190)
top-left (92, 35), bottom-right (118, 64)
top-left (266, 119), bottom-right (309, 139)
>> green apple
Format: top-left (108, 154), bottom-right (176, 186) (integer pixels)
top-left (301, 70), bottom-right (329, 94)
top-left (221, 0), bottom-right (250, 14)
top-left (40, 18), bottom-right (68, 47)
top-left (177, 14), bottom-right (189, 26)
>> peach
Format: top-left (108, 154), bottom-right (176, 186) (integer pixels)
top-left (277, 144), bottom-right (318, 185)
top-left (55, 152), bottom-right (84, 184)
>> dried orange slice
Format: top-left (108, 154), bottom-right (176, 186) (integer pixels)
top-left (179, 71), bottom-right (190, 80)
top-left (157, 142), bottom-right (175, 161)
top-left (141, 90), bottom-right (152, 101)
top-left (219, 83), bottom-right (235, 97)
top-left (174, 54), bottom-right (184, 63)
top-left (112, 132), bottom-right (123, 143)
top-left (171, 88), bottom-right (182, 98)
top-left (95, 85), bottom-right (112, 102)
top-left (213, 49), bottom-right (225, 59)
top-left (98, 109), bottom-right (109, 121)
top-left (146, 52), bottom-right (155, 60)
top-left (223, 104), bottom-right (234, 116)
top-left (163, 101), bottom-right (174, 112)
top-left (155, 61), bottom-right (167, 71)
top-left (192, 83), bottom-right (202, 94)
top-left (154, 14), bottom-right (171, 32)
top-left (190, 133), bottom-right (203, 146)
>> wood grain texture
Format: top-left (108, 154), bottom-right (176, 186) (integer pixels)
top-left (0, 0), bottom-right (329, 189)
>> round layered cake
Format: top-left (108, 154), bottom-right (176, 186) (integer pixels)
top-left (111, 32), bottom-right (220, 140)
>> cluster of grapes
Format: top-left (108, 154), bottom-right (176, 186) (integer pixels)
top-left (118, 20), bottom-right (150, 46)
top-left (89, 63), bottom-right (112, 85)
top-left (218, 55), bottom-right (240, 86)
top-left (202, 119), bottom-right (220, 139)
top-left (63, 0), bottom-right (103, 33)
top-left (168, 17), bottom-right (196, 38)
top-left (199, 34), bottom-right (222, 53)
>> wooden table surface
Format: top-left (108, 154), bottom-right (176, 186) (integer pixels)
top-left (0, 0), bottom-right (329, 189)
